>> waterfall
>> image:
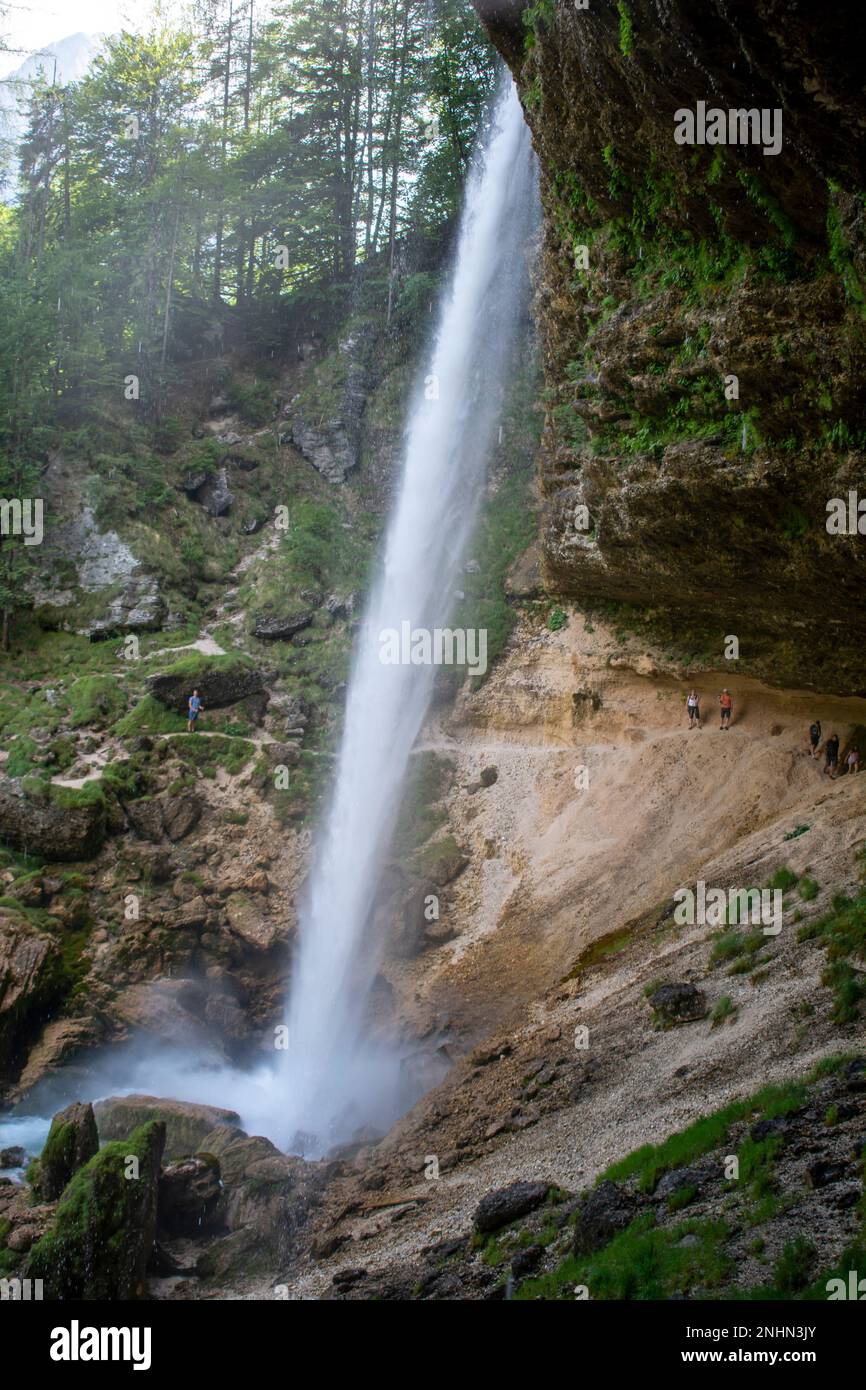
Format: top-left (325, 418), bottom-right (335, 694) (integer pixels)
top-left (276, 78), bottom-right (539, 1155)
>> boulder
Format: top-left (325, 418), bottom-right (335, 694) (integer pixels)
top-left (573, 1180), bottom-right (638, 1254)
top-left (181, 470), bottom-right (209, 497)
top-left (27, 1120), bottom-right (166, 1299)
top-left (253, 609), bottom-right (315, 641)
top-left (38, 1101), bottom-right (99, 1200)
top-left (647, 982), bottom-right (707, 1025)
top-left (94, 1095), bottom-right (240, 1161)
top-left (473, 1180), bottom-right (551, 1234)
top-left (126, 793), bottom-right (202, 843)
top-left (162, 795), bottom-right (202, 842)
top-left (0, 779), bottom-right (107, 860)
top-left (0, 1146), bottom-right (26, 1167)
top-left (199, 468), bottom-right (234, 517)
top-left (158, 1155), bottom-right (222, 1235)
top-left (146, 661), bottom-right (265, 711)
top-left (125, 797), bottom-right (164, 842)
top-left (806, 1159), bottom-right (849, 1189)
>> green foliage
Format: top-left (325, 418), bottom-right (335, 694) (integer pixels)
top-left (797, 890), bottom-right (866, 1022)
top-left (617, 2), bottom-right (634, 56)
top-left (547, 607), bottom-right (567, 631)
top-left (165, 733), bottom-right (255, 777)
top-left (767, 867), bottom-right (798, 893)
top-left (67, 675), bottom-right (126, 728)
top-left (114, 695), bottom-right (187, 737)
top-left (27, 1121), bottom-right (164, 1299)
top-left (516, 1212), bottom-right (732, 1300)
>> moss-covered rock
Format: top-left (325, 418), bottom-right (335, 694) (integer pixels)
top-left (38, 1101), bottom-right (99, 1201)
top-left (26, 1120), bottom-right (166, 1299)
top-left (146, 653), bottom-right (264, 711)
top-left (0, 777), bottom-right (108, 859)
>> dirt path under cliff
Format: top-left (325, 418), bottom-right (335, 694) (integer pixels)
top-left (384, 610), bottom-right (866, 1046)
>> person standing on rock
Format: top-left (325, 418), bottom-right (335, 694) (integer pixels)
top-left (687, 689), bottom-right (701, 729)
top-left (808, 719), bottom-right (822, 759)
top-left (187, 689), bottom-right (203, 734)
top-left (846, 745), bottom-right (860, 775)
top-left (719, 688), bottom-right (733, 729)
top-left (824, 731), bottom-right (840, 778)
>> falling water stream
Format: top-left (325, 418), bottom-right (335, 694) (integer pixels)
top-left (0, 77), bottom-right (538, 1170)
top-left (276, 77), bottom-right (539, 1154)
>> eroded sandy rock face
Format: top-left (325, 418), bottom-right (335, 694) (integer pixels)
top-left (473, 0), bottom-right (866, 693)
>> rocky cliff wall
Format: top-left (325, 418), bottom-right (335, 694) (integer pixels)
top-left (475, 0), bottom-right (866, 693)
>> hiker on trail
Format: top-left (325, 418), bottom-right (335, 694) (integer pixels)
top-left (687, 689), bottom-right (701, 729)
top-left (808, 719), bottom-right (822, 759)
top-left (187, 688), bottom-right (203, 734)
top-left (719, 688), bottom-right (733, 729)
top-left (824, 731), bottom-right (840, 778)
top-left (846, 745), bottom-right (860, 775)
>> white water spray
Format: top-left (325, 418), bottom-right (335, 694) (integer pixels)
top-left (277, 79), bottom-right (538, 1154)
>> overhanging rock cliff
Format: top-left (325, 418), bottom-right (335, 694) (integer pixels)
top-left (474, 0), bottom-right (866, 693)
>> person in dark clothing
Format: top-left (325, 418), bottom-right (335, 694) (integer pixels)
top-left (808, 720), bottom-right (821, 759)
top-left (824, 731), bottom-right (840, 778)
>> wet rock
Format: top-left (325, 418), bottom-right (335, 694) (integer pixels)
top-left (647, 982), bottom-right (707, 1025)
top-left (573, 1180), bottom-right (638, 1255)
top-left (38, 1101), bottom-right (99, 1200)
top-left (474, 1180), bottom-right (551, 1234)
top-left (7, 1224), bottom-right (41, 1253)
top-left (94, 1095), bottom-right (241, 1161)
top-left (27, 1120), bottom-right (166, 1299)
top-left (158, 1155), bottom-right (222, 1235)
top-left (0, 1146), bottom-right (25, 1167)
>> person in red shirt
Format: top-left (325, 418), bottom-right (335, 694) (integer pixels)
top-left (719, 688), bottom-right (733, 730)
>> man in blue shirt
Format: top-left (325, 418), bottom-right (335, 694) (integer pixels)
top-left (187, 688), bottom-right (203, 734)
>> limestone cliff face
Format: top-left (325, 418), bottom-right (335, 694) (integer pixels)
top-left (474, 0), bottom-right (866, 693)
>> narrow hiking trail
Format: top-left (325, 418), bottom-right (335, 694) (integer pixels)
top-left (389, 609), bottom-right (866, 1043)
top-left (48, 513), bottom-right (288, 790)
